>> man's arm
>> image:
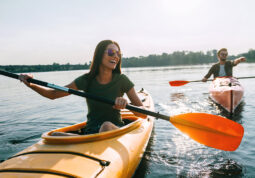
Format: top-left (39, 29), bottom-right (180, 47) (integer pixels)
top-left (202, 65), bottom-right (214, 82)
top-left (234, 57), bottom-right (246, 66)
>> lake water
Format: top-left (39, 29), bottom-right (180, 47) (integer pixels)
top-left (1, 63), bottom-right (255, 177)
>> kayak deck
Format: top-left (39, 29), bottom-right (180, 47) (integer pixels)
top-left (0, 89), bottom-right (154, 178)
top-left (209, 77), bottom-right (244, 113)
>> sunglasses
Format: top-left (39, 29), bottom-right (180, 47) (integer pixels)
top-left (105, 49), bottom-right (122, 58)
top-left (220, 53), bottom-right (228, 56)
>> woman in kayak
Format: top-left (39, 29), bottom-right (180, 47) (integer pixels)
top-left (202, 48), bottom-right (246, 82)
top-left (19, 40), bottom-right (145, 135)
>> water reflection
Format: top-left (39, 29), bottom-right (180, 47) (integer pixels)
top-left (165, 91), bottom-right (244, 177)
top-left (170, 93), bottom-right (186, 102)
top-left (208, 98), bottom-right (245, 123)
top-left (208, 159), bottom-right (243, 178)
top-left (229, 102), bottom-right (245, 122)
top-left (175, 149), bottom-right (243, 177)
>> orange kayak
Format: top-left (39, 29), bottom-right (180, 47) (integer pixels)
top-left (0, 89), bottom-right (154, 178)
top-left (209, 77), bottom-right (244, 113)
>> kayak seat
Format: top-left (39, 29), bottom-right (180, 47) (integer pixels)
top-left (62, 115), bottom-right (139, 135)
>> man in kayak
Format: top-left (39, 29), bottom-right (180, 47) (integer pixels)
top-left (202, 48), bottom-right (246, 82)
top-left (19, 40), bottom-right (145, 135)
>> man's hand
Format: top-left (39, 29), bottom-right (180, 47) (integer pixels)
top-left (239, 57), bottom-right (246, 62)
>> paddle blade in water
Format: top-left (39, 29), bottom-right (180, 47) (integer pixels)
top-left (169, 80), bottom-right (189, 86)
top-left (169, 113), bottom-right (244, 151)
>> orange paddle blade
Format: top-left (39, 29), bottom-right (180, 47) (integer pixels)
top-left (169, 80), bottom-right (189, 86)
top-left (170, 113), bottom-right (244, 151)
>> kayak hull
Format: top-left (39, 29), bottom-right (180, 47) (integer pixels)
top-left (0, 89), bottom-right (154, 178)
top-left (209, 77), bottom-right (244, 113)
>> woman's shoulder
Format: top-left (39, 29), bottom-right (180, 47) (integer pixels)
top-left (76, 73), bottom-right (90, 80)
top-left (112, 73), bottom-right (133, 85)
top-left (114, 73), bottom-right (130, 80)
top-left (112, 73), bottom-right (134, 92)
top-left (74, 73), bottom-right (90, 90)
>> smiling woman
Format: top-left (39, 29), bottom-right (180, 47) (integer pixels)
top-left (17, 39), bottom-right (146, 135)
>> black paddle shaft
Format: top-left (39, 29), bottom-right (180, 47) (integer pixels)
top-left (0, 70), bottom-right (170, 121)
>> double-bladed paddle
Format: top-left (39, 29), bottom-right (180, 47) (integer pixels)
top-left (169, 76), bottom-right (255, 86)
top-left (0, 70), bottom-right (244, 151)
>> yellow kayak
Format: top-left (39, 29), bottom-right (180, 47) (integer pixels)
top-left (0, 89), bottom-right (154, 178)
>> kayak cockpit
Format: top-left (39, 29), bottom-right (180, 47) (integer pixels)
top-left (41, 114), bottom-right (146, 144)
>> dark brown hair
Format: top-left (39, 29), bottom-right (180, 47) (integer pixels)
top-left (217, 48), bottom-right (228, 57)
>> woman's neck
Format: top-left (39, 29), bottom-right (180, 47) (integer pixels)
top-left (96, 67), bottom-right (113, 84)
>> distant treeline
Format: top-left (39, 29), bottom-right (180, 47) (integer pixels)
top-left (122, 49), bottom-right (255, 67)
top-left (0, 63), bottom-right (91, 73)
top-left (1, 49), bottom-right (255, 73)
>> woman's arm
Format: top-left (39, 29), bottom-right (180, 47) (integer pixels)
top-left (19, 73), bottom-right (78, 100)
top-left (126, 87), bottom-right (147, 118)
top-left (113, 87), bottom-right (146, 118)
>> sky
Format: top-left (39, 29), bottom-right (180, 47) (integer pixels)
top-left (0, 0), bottom-right (255, 65)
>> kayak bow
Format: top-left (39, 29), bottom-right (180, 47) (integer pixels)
top-left (209, 77), bottom-right (244, 113)
top-left (0, 89), bottom-right (154, 178)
